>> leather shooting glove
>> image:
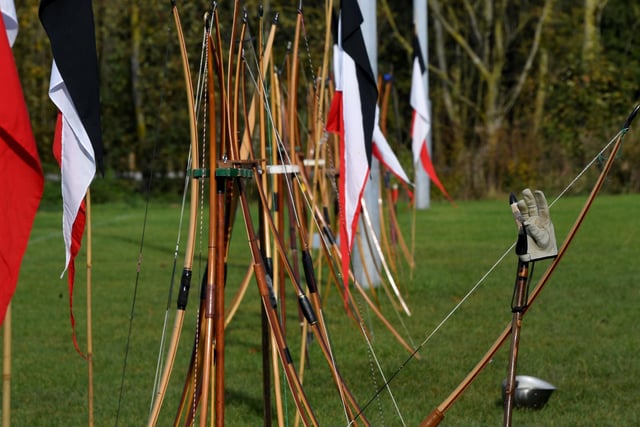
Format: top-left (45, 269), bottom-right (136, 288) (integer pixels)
top-left (515, 189), bottom-right (558, 262)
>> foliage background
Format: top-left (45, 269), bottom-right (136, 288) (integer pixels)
top-left (11, 0), bottom-right (640, 202)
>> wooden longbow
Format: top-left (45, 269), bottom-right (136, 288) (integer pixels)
top-left (420, 104), bottom-right (639, 426)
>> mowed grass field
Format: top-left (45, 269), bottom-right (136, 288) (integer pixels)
top-left (3, 188), bottom-right (639, 426)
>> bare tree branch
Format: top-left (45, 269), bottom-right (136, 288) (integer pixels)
top-left (430, 0), bottom-right (491, 80)
top-left (379, 0), bottom-right (412, 57)
top-left (503, 0), bottom-right (555, 114)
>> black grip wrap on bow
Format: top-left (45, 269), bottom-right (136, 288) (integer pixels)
top-left (272, 191), bottom-right (279, 213)
top-left (264, 256), bottom-right (273, 277)
top-left (298, 294), bottom-right (318, 326)
top-left (302, 250), bottom-right (318, 294)
top-left (322, 225), bottom-right (336, 245)
top-left (283, 346), bottom-right (293, 364)
top-left (323, 206), bottom-right (331, 226)
top-left (177, 268), bottom-right (192, 310)
top-left (264, 271), bottom-right (278, 309)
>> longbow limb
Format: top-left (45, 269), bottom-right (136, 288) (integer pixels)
top-left (147, 3), bottom-right (200, 425)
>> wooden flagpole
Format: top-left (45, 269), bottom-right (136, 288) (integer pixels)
top-left (85, 190), bottom-right (94, 427)
top-left (2, 304), bottom-right (10, 427)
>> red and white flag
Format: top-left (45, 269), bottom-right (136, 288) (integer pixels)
top-left (39, 0), bottom-right (103, 354)
top-left (0, 2), bottom-right (44, 325)
top-left (326, 0), bottom-right (378, 294)
top-left (1, 0), bottom-right (17, 46)
top-left (410, 36), bottom-right (453, 203)
top-left (372, 106), bottom-right (411, 185)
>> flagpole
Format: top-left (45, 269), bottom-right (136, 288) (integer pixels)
top-left (353, 0), bottom-right (382, 288)
top-left (85, 190), bottom-right (94, 427)
top-left (2, 304), bottom-right (10, 427)
top-left (414, 0), bottom-right (431, 209)
top-left (410, 190), bottom-right (417, 280)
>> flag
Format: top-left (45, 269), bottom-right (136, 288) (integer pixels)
top-left (372, 107), bottom-right (411, 185)
top-left (39, 0), bottom-right (103, 355)
top-left (0, 3), bottom-right (44, 325)
top-left (410, 35), bottom-right (453, 203)
top-left (1, 0), bottom-right (17, 46)
top-left (326, 0), bottom-right (378, 294)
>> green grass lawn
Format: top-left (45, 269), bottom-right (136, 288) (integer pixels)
top-left (4, 190), bottom-right (640, 426)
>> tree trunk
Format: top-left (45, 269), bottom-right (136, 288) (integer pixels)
top-left (583, 0), bottom-right (608, 70)
top-left (130, 0), bottom-right (146, 172)
top-left (533, 49), bottom-right (548, 136)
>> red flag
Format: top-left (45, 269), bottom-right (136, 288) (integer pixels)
top-left (410, 36), bottom-right (454, 204)
top-left (0, 11), bottom-right (44, 325)
top-left (39, 0), bottom-right (103, 355)
top-left (327, 0), bottom-right (378, 296)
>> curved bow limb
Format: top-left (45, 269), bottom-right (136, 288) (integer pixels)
top-left (376, 181), bottom-right (399, 277)
top-left (239, 13), bottom-right (279, 160)
top-left (420, 104), bottom-right (640, 427)
top-left (225, 0), bottom-right (241, 133)
top-left (354, 232), bottom-right (384, 308)
top-left (288, 1), bottom-right (303, 160)
top-left (147, 3), bottom-right (201, 425)
top-left (385, 187), bottom-right (415, 270)
top-left (361, 200), bottom-right (411, 315)
top-left (308, 0), bottom-right (334, 228)
top-left (376, 75), bottom-right (404, 276)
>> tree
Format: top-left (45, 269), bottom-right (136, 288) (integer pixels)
top-left (12, 0), bottom-right (640, 199)
top-left (428, 0), bottom-right (555, 196)
top-left (582, 0), bottom-right (608, 70)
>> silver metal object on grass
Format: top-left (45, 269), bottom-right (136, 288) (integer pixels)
top-left (502, 375), bottom-right (556, 409)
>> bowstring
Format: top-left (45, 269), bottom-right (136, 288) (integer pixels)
top-left (190, 17), bottom-right (211, 420)
top-left (548, 129), bottom-right (624, 208)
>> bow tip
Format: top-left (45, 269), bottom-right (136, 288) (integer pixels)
top-left (623, 104), bottom-right (640, 130)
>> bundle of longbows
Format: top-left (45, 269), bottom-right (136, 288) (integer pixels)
top-left (142, 2), bottom-right (418, 426)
